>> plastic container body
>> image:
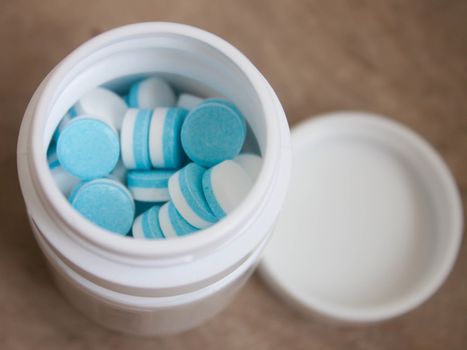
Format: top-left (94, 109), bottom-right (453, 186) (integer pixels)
top-left (17, 23), bottom-right (291, 335)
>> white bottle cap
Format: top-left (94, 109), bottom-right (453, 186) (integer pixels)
top-left (259, 111), bottom-right (462, 323)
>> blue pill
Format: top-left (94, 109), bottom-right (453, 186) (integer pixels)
top-left (159, 201), bottom-right (197, 238)
top-left (168, 163), bottom-right (218, 229)
top-left (203, 98), bottom-right (242, 116)
top-left (181, 101), bottom-right (246, 167)
top-left (57, 117), bottom-right (120, 180)
top-left (149, 107), bottom-right (188, 169)
top-left (132, 205), bottom-right (165, 239)
top-left (120, 109), bottom-right (152, 170)
top-left (48, 141), bottom-right (80, 196)
top-left (127, 169), bottom-right (175, 202)
top-left (69, 178), bottom-right (135, 235)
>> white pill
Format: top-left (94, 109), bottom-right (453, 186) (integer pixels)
top-left (71, 87), bottom-right (127, 130)
top-left (51, 167), bottom-right (81, 196)
top-left (127, 77), bottom-right (176, 108)
top-left (47, 146), bottom-right (80, 196)
top-left (234, 153), bottom-right (262, 181)
top-left (202, 160), bottom-right (253, 218)
top-left (177, 93), bottom-right (204, 110)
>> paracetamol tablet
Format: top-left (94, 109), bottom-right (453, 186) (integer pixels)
top-left (181, 100), bottom-right (246, 167)
top-left (69, 178), bottom-right (135, 235)
top-left (202, 160), bottom-right (253, 218)
top-left (132, 205), bottom-right (165, 240)
top-left (71, 87), bottom-right (127, 130)
top-left (120, 109), bottom-right (152, 170)
top-left (149, 107), bottom-right (188, 169)
top-left (57, 116), bottom-right (120, 180)
top-left (127, 169), bottom-right (174, 202)
top-left (168, 163), bottom-right (218, 229)
top-left (158, 201), bottom-right (197, 238)
top-left (127, 76), bottom-right (176, 108)
top-left (204, 98), bottom-right (242, 116)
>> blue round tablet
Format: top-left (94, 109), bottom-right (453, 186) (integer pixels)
top-left (57, 117), bottom-right (120, 180)
top-left (203, 98), bottom-right (242, 116)
top-left (120, 109), bottom-right (153, 170)
top-left (168, 163), bottom-right (218, 229)
top-left (127, 169), bottom-right (174, 202)
top-left (69, 178), bottom-right (135, 235)
top-left (202, 160), bottom-right (253, 219)
top-left (181, 102), bottom-right (246, 167)
top-left (159, 201), bottom-right (198, 238)
top-left (149, 107), bottom-right (188, 169)
top-left (132, 205), bottom-right (165, 240)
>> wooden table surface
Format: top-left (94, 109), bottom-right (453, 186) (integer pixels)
top-left (1, 1), bottom-right (466, 349)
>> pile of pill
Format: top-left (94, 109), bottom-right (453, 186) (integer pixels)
top-left (47, 76), bottom-right (262, 239)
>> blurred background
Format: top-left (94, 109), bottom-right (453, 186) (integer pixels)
top-left (1, 0), bottom-right (466, 349)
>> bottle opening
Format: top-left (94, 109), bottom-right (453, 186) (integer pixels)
top-left (28, 23), bottom-right (286, 261)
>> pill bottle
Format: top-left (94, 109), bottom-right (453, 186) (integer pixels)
top-left (17, 22), bottom-right (291, 336)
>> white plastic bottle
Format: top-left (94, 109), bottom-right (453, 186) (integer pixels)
top-left (17, 22), bottom-right (291, 335)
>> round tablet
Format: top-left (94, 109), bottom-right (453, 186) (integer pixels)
top-left (168, 163), bottom-right (218, 229)
top-left (127, 169), bottom-right (175, 202)
top-left (120, 109), bottom-right (152, 170)
top-left (127, 77), bottom-right (176, 108)
top-left (132, 205), bottom-right (165, 239)
top-left (159, 201), bottom-right (198, 238)
top-left (149, 107), bottom-right (188, 169)
top-left (71, 87), bottom-right (127, 130)
top-left (234, 153), bottom-right (262, 181)
top-left (57, 117), bottom-right (120, 180)
top-left (51, 166), bottom-right (81, 197)
top-left (202, 160), bottom-right (253, 219)
top-left (203, 98), bottom-right (242, 116)
top-left (181, 102), bottom-right (246, 167)
top-left (48, 144), bottom-right (80, 196)
top-left (69, 178), bottom-right (135, 235)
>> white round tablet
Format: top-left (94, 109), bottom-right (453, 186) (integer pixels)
top-left (72, 87), bottom-right (127, 130)
top-left (127, 77), bottom-right (176, 108)
top-left (202, 160), bottom-right (253, 218)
